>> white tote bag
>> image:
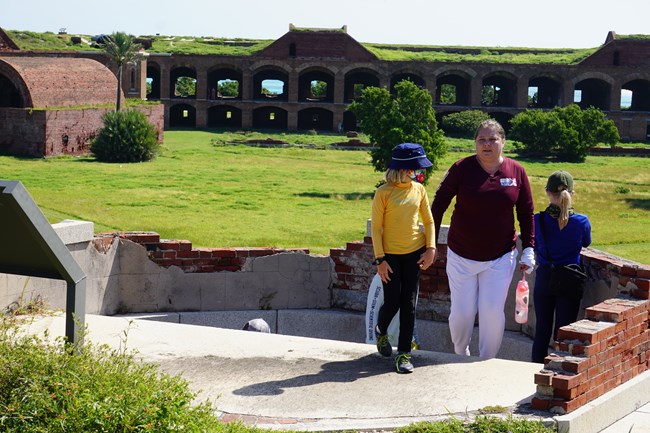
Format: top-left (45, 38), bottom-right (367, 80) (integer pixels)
top-left (365, 273), bottom-right (420, 348)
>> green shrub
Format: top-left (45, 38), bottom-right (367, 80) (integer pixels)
top-left (510, 104), bottom-right (619, 162)
top-left (92, 109), bottom-right (160, 162)
top-left (347, 80), bottom-right (446, 184)
top-left (0, 318), bottom-right (220, 432)
top-left (440, 110), bottom-right (491, 138)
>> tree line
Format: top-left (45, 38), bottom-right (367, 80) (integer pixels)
top-left (348, 80), bottom-right (620, 178)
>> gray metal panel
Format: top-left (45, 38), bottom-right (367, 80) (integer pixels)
top-left (0, 179), bottom-right (86, 344)
top-left (0, 180), bottom-right (84, 282)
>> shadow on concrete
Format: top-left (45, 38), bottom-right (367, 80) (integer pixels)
top-left (233, 351), bottom-right (482, 397)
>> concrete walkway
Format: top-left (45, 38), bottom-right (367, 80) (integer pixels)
top-left (21, 314), bottom-right (650, 432)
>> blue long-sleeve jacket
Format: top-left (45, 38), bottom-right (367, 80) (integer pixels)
top-left (534, 211), bottom-right (591, 265)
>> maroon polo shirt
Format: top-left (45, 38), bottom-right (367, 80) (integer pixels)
top-left (431, 155), bottom-right (534, 261)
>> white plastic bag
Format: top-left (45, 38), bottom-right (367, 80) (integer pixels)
top-left (365, 273), bottom-right (419, 348)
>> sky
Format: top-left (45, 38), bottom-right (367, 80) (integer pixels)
top-left (2, 0), bottom-right (649, 49)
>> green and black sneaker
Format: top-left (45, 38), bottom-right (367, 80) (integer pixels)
top-left (375, 326), bottom-right (392, 357)
top-left (395, 352), bottom-right (414, 374)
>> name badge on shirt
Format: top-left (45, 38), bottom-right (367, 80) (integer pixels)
top-left (500, 178), bottom-right (517, 187)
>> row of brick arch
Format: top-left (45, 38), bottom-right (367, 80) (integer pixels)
top-left (146, 62), bottom-right (650, 111)
top-left (169, 104), bottom-right (343, 130)
top-left (167, 103), bottom-right (519, 132)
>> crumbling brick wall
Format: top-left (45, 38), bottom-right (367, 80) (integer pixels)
top-left (329, 236), bottom-right (450, 320)
top-left (531, 295), bottom-right (649, 414)
top-left (0, 105), bottom-right (164, 157)
top-left (95, 231), bottom-right (309, 273)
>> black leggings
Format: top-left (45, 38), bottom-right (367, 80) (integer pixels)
top-left (531, 264), bottom-right (582, 363)
top-left (377, 248), bottom-right (423, 353)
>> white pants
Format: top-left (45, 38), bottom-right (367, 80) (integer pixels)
top-left (446, 247), bottom-right (517, 359)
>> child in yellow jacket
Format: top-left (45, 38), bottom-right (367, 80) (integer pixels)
top-left (371, 143), bottom-right (436, 374)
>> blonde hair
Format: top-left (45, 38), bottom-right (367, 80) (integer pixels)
top-left (552, 188), bottom-right (573, 230)
top-left (474, 119), bottom-right (505, 140)
top-left (385, 169), bottom-right (409, 184)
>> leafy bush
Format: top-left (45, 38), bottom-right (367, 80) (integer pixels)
top-left (440, 110), bottom-right (491, 138)
top-left (347, 80), bottom-right (446, 184)
top-left (0, 318), bottom-right (221, 432)
top-left (92, 109), bottom-right (160, 162)
top-left (509, 104), bottom-right (619, 162)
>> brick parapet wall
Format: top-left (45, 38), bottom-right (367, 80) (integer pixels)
top-left (581, 248), bottom-right (650, 298)
top-left (329, 236), bottom-right (450, 306)
top-left (94, 231), bottom-right (309, 273)
top-left (530, 250), bottom-right (650, 414)
top-left (531, 297), bottom-right (650, 414)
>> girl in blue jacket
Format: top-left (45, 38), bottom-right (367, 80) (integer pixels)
top-left (532, 170), bottom-right (592, 363)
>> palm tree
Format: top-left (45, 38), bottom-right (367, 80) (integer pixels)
top-left (102, 32), bottom-right (141, 111)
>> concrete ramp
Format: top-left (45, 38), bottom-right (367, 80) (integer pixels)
top-left (23, 314), bottom-right (550, 431)
top-left (22, 314), bottom-right (650, 432)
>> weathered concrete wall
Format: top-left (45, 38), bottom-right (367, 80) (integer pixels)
top-left (112, 237), bottom-right (331, 314)
top-left (1, 222), bottom-right (332, 316)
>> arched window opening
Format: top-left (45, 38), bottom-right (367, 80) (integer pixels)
top-left (574, 78), bottom-right (610, 110)
top-left (439, 84), bottom-right (457, 104)
top-left (309, 80), bottom-right (327, 100)
top-left (174, 77), bottom-right (196, 98)
top-left (481, 85), bottom-right (500, 106)
top-left (170, 66), bottom-right (197, 99)
top-left (207, 105), bottom-right (242, 128)
top-left (217, 79), bottom-right (239, 98)
top-left (436, 73), bottom-right (470, 106)
top-left (344, 70), bottom-right (380, 102)
top-left (262, 79), bottom-right (284, 98)
top-left (0, 74), bottom-right (23, 107)
top-left (146, 65), bottom-right (160, 99)
top-left (622, 79), bottom-right (650, 111)
top-left (169, 104), bottom-right (196, 128)
top-left (252, 107), bottom-right (288, 129)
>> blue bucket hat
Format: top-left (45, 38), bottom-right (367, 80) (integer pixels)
top-left (387, 143), bottom-right (433, 170)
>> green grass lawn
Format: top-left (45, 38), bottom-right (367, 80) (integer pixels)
top-left (1, 130), bottom-right (648, 265)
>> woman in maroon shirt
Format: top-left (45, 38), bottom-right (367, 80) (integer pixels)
top-left (431, 119), bottom-right (535, 358)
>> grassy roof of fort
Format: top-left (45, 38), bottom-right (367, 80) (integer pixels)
top-left (9, 28), bottom-right (644, 65)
